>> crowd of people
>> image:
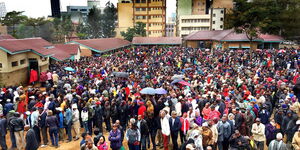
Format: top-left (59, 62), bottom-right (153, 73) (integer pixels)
top-left (0, 46), bottom-right (300, 150)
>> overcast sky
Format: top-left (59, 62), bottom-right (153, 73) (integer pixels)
top-left (0, 0), bottom-right (176, 19)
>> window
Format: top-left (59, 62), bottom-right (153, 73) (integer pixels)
top-left (70, 9), bottom-right (78, 11)
top-left (221, 10), bottom-right (224, 14)
top-left (20, 59), bottom-right (26, 65)
top-left (11, 61), bottom-right (18, 67)
top-left (213, 21), bottom-right (215, 24)
top-left (80, 9), bottom-right (87, 11)
top-left (136, 0), bottom-right (140, 3)
top-left (213, 14), bottom-right (216, 17)
top-left (141, 0), bottom-right (146, 3)
top-left (0, 63), bottom-right (2, 68)
top-left (198, 2), bottom-right (201, 6)
top-left (220, 25), bottom-right (223, 29)
top-left (141, 8), bottom-right (146, 11)
top-left (220, 17), bottom-right (223, 21)
top-left (136, 8), bottom-right (140, 11)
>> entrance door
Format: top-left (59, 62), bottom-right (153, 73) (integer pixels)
top-left (28, 58), bottom-right (39, 74)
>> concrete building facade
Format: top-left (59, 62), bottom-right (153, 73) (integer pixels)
top-left (0, 2), bottom-right (7, 18)
top-left (176, 0), bottom-right (233, 37)
top-left (116, 0), bottom-right (166, 38)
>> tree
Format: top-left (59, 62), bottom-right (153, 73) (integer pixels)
top-left (52, 15), bottom-right (75, 43)
top-left (0, 11), bottom-right (27, 38)
top-left (24, 17), bottom-right (48, 37)
top-left (87, 6), bottom-right (102, 38)
top-left (76, 22), bottom-right (89, 39)
top-left (225, 0), bottom-right (300, 40)
top-left (101, 2), bottom-right (117, 38)
top-left (121, 22), bottom-right (146, 41)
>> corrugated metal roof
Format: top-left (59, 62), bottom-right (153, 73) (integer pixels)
top-left (132, 37), bottom-right (182, 45)
top-left (73, 38), bottom-right (131, 52)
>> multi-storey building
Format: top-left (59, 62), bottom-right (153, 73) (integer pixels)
top-left (116, 0), bottom-right (166, 38)
top-left (0, 2), bottom-right (7, 18)
top-left (176, 0), bottom-right (233, 38)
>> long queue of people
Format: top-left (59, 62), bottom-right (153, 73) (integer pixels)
top-left (0, 47), bottom-right (300, 150)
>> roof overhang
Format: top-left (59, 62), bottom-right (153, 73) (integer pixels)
top-left (0, 47), bottom-right (53, 57)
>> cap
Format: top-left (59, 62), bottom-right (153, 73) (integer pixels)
top-left (25, 111), bottom-right (31, 115)
top-left (96, 101), bottom-right (101, 105)
top-left (55, 107), bottom-right (62, 111)
top-left (255, 118), bottom-right (261, 122)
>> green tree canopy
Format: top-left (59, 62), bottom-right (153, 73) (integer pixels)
top-left (121, 22), bottom-right (146, 41)
top-left (101, 2), bottom-right (117, 38)
top-left (225, 0), bottom-right (300, 40)
top-left (24, 17), bottom-right (48, 37)
top-left (0, 11), bottom-right (27, 38)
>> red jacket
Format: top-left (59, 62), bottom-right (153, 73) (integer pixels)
top-left (138, 105), bottom-right (146, 118)
top-left (180, 117), bottom-right (190, 133)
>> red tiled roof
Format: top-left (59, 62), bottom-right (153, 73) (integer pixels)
top-left (184, 29), bottom-right (284, 42)
top-left (0, 34), bottom-right (15, 40)
top-left (258, 34), bottom-right (283, 42)
top-left (132, 37), bottom-right (182, 45)
top-left (184, 29), bottom-right (234, 41)
top-left (50, 44), bottom-right (80, 61)
top-left (221, 32), bottom-right (263, 41)
top-left (73, 38), bottom-right (131, 52)
top-left (0, 38), bottom-right (53, 56)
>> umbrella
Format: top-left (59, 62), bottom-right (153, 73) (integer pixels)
top-left (64, 67), bottom-right (75, 72)
top-left (237, 50), bottom-right (243, 53)
top-left (155, 88), bottom-right (168, 95)
top-left (205, 49), bottom-right (210, 52)
top-left (171, 74), bottom-right (185, 80)
top-left (278, 49), bottom-right (286, 53)
top-left (256, 49), bottom-right (262, 52)
top-left (184, 68), bottom-right (192, 71)
top-left (178, 81), bottom-right (191, 86)
top-left (140, 87), bottom-right (156, 95)
top-left (171, 79), bottom-right (183, 84)
top-left (113, 72), bottom-right (129, 78)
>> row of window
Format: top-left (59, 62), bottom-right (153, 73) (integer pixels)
top-left (149, 30), bottom-right (163, 34)
top-left (135, 7), bottom-right (163, 11)
top-left (70, 9), bottom-right (88, 12)
top-left (11, 59), bottom-right (26, 67)
top-left (182, 19), bottom-right (209, 23)
top-left (212, 25), bottom-right (223, 30)
top-left (181, 27), bottom-right (209, 31)
top-left (135, 0), bottom-right (162, 3)
top-left (135, 15), bottom-right (162, 19)
top-left (149, 23), bottom-right (163, 26)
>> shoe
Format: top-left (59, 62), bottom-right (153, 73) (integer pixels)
top-left (75, 137), bottom-right (80, 141)
top-left (40, 145), bottom-right (47, 148)
top-left (66, 140), bottom-right (72, 143)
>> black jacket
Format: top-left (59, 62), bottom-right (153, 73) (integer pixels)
top-left (9, 117), bottom-right (24, 132)
top-left (25, 129), bottom-right (39, 150)
top-left (169, 117), bottom-right (181, 133)
top-left (138, 119), bottom-right (149, 136)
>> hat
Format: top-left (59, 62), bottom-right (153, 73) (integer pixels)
top-left (42, 92), bottom-right (47, 95)
top-left (72, 104), bottom-right (78, 109)
top-left (164, 101), bottom-right (169, 106)
top-left (202, 122), bottom-right (208, 127)
top-left (55, 107), bottom-right (62, 111)
top-left (95, 101), bottom-right (101, 105)
top-left (25, 111), bottom-right (31, 115)
top-left (6, 99), bottom-right (11, 102)
top-left (276, 133), bottom-right (283, 140)
top-left (186, 144), bottom-right (195, 150)
top-left (255, 118), bottom-right (261, 122)
top-left (296, 120), bottom-right (300, 125)
top-left (29, 96), bottom-right (35, 99)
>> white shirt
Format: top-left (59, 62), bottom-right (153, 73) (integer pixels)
top-left (175, 102), bottom-right (182, 117)
top-left (161, 116), bottom-right (170, 136)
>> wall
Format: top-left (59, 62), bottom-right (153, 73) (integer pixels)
top-left (0, 50), bottom-right (8, 72)
top-left (186, 41), bottom-right (198, 48)
top-left (178, 14), bottom-right (210, 37)
top-left (211, 8), bottom-right (225, 30)
top-left (116, 3), bottom-right (134, 38)
top-left (0, 67), bottom-right (28, 86)
top-left (192, 0), bottom-right (206, 15)
top-left (212, 0), bottom-right (233, 10)
top-left (177, 0), bottom-right (192, 16)
top-left (80, 46), bottom-right (92, 56)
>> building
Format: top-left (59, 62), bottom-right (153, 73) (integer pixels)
top-left (0, 2), bottom-right (7, 18)
top-left (116, 0), bottom-right (166, 38)
top-left (165, 23), bottom-right (176, 37)
top-left (184, 29), bottom-right (284, 50)
top-left (88, 0), bottom-right (101, 8)
top-left (68, 38), bottom-right (131, 56)
top-left (132, 37), bottom-right (182, 47)
top-left (0, 37), bottom-right (82, 86)
top-left (176, 0), bottom-right (233, 37)
top-left (50, 0), bottom-right (61, 18)
top-left (210, 8), bottom-right (225, 30)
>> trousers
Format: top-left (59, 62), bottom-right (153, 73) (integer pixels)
top-left (14, 131), bottom-right (25, 150)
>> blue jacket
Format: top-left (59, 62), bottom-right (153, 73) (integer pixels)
top-left (65, 108), bottom-right (72, 125)
top-left (57, 112), bottom-right (64, 128)
top-left (4, 103), bottom-right (14, 116)
top-left (169, 117), bottom-right (182, 133)
top-left (109, 129), bottom-right (122, 149)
